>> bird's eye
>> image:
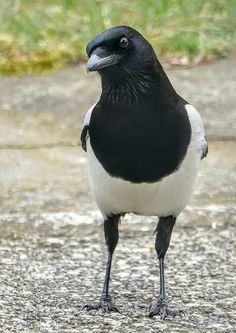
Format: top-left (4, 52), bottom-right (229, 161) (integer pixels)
top-left (119, 37), bottom-right (129, 48)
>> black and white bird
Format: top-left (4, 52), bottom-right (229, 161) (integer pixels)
top-left (81, 26), bottom-right (207, 319)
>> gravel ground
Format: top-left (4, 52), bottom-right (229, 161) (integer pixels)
top-left (0, 214), bottom-right (235, 333)
top-left (0, 56), bottom-right (236, 332)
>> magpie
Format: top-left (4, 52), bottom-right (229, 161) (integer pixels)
top-left (81, 26), bottom-right (207, 319)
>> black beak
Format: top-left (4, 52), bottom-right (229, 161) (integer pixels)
top-left (86, 47), bottom-right (120, 72)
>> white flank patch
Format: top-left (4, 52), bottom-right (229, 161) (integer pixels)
top-left (85, 104), bottom-right (207, 219)
top-left (83, 103), bottom-right (96, 127)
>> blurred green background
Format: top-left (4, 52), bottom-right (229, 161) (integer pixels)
top-left (0, 0), bottom-right (235, 75)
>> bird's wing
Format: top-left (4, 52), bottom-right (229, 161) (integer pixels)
top-left (186, 104), bottom-right (208, 160)
top-left (80, 103), bottom-right (96, 152)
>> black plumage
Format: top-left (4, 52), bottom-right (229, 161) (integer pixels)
top-left (89, 96), bottom-right (191, 183)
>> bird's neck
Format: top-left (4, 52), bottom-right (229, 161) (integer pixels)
top-left (100, 64), bottom-right (178, 106)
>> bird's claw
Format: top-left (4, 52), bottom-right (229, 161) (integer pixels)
top-left (82, 295), bottom-right (119, 313)
top-left (148, 298), bottom-right (184, 319)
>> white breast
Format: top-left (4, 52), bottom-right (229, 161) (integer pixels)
top-left (86, 104), bottom-right (206, 219)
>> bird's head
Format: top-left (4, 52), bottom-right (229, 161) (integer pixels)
top-left (86, 26), bottom-right (170, 105)
top-left (86, 26), bottom-right (156, 75)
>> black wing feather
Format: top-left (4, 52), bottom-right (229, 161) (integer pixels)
top-left (81, 125), bottom-right (89, 152)
top-left (201, 136), bottom-right (208, 160)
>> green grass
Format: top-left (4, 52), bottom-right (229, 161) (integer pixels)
top-left (0, 0), bottom-right (235, 75)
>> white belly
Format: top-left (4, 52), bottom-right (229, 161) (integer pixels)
top-left (86, 105), bottom-right (205, 219)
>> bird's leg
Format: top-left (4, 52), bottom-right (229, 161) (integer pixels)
top-left (149, 216), bottom-right (183, 319)
top-left (83, 214), bottom-right (120, 313)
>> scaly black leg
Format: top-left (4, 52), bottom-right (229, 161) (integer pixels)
top-left (149, 216), bottom-right (183, 319)
top-left (83, 214), bottom-right (120, 312)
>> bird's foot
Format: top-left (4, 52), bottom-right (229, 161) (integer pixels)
top-left (83, 294), bottom-right (119, 313)
top-left (148, 298), bottom-right (184, 320)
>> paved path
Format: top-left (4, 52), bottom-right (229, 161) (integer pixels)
top-left (0, 57), bottom-right (235, 332)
